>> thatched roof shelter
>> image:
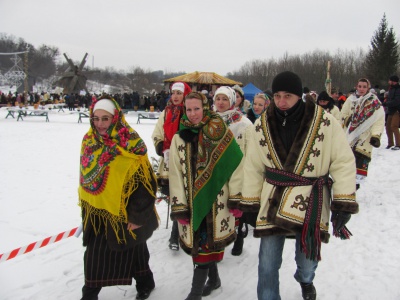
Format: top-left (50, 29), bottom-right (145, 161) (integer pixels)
top-left (164, 71), bottom-right (242, 93)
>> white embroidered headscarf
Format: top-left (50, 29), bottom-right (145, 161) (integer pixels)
top-left (213, 86), bottom-right (252, 139)
top-left (214, 86), bottom-right (236, 109)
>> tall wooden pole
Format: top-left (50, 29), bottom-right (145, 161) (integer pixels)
top-left (325, 61), bottom-right (332, 96)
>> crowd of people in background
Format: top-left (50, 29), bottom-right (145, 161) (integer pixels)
top-left (1, 74), bottom-right (398, 116)
top-left (0, 90), bottom-right (170, 112)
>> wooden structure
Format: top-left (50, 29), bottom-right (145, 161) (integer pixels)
top-left (56, 53), bottom-right (96, 94)
top-left (325, 61), bottom-right (332, 96)
top-left (0, 50), bottom-right (28, 92)
top-left (77, 112), bottom-right (90, 123)
top-left (164, 71), bottom-right (242, 93)
top-left (137, 112), bottom-right (160, 124)
top-left (6, 108), bottom-right (49, 122)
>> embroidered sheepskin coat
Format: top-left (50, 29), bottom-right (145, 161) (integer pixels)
top-left (168, 134), bottom-right (241, 253)
top-left (341, 94), bottom-right (385, 159)
top-left (221, 112), bottom-right (253, 205)
top-left (151, 110), bottom-right (169, 181)
top-left (326, 104), bottom-right (342, 122)
top-left (240, 100), bottom-right (358, 243)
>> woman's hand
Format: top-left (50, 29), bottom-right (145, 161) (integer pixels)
top-left (127, 222), bottom-right (142, 230)
top-left (178, 218), bottom-right (190, 225)
top-left (229, 208), bottom-right (243, 218)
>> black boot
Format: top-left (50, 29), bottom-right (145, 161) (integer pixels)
top-left (136, 287), bottom-right (154, 300)
top-left (185, 267), bottom-right (209, 300)
top-left (202, 262), bottom-right (221, 296)
top-left (81, 285), bottom-right (101, 300)
top-left (135, 273), bottom-right (155, 300)
top-left (231, 232), bottom-right (244, 256)
top-left (300, 282), bottom-right (316, 300)
top-left (168, 220), bottom-right (179, 251)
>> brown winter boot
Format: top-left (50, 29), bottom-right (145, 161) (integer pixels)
top-left (185, 267), bottom-right (209, 300)
top-left (202, 262), bottom-right (221, 296)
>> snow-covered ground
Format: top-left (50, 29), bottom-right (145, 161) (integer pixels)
top-left (0, 108), bottom-right (399, 300)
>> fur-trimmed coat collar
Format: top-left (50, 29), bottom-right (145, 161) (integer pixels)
top-left (265, 99), bottom-right (315, 172)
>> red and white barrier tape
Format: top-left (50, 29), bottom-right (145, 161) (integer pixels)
top-left (0, 224), bottom-right (83, 263)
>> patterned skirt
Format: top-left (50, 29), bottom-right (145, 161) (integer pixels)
top-left (192, 221), bottom-right (225, 266)
top-left (83, 233), bottom-right (152, 288)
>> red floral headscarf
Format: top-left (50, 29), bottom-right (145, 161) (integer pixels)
top-left (163, 82), bottom-right (192, 151)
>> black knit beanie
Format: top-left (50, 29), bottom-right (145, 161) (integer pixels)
top-left (317, 91), bottom-right (330, 101)
top-left (389, 75), bottom-right (399, 82)
top-left (272, 71), bottom-right (303, 97)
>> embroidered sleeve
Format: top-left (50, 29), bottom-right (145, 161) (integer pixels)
top-left (240, 126), bottom-right (263, 211)
top-left (328, 115), bottom-right (359, 214)
top-left (151, 110), bottom-right (166, 148)
top-left (169, 135), bottom-right (190, 219)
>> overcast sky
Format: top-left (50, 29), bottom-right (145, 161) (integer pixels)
top-left (1, 0), bottom-right (400, 75)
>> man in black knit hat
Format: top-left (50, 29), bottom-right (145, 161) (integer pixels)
top-left (240, 71), bottom-right (359, 300)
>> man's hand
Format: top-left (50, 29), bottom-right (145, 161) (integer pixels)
top-left (331, 211), bottom-right (351, 232)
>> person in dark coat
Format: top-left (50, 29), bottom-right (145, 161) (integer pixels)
top-left (78, 95), bottom-right (159, 300)
top-left (382, 75), bottom-right (400, 150)
top-left (316, 91), bottom-right (342, 122)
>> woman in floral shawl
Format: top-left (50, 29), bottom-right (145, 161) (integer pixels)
top-left (341, 78), bottom-right (385, 188)
top-left (78, 95), bottom-right (159, 300)
top-left (169, 92), bottom-right (243, 300)
top-left (152, 81), bottom-right (192, 251)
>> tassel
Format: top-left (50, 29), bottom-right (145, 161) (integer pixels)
top-left (301, 223), bottom-right (309, 257)
top-left (301, 223), bottom-right (322, 261)
top-left (333, 225), bottom-right (352, 240)
top-left (128, 230), bottom-right (137, 240)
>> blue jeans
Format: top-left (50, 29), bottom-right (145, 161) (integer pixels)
top-left (257, 234), bottom-right (318, 300)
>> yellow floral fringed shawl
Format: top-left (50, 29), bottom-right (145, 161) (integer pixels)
top-left (78, 97), bottom-right (156, 243)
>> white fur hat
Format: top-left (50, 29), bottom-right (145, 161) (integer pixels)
top-left (93, 99), bottom-right (116, 115)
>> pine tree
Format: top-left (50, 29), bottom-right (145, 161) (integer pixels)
top-left (365, 14), bottom-right (399, 88)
